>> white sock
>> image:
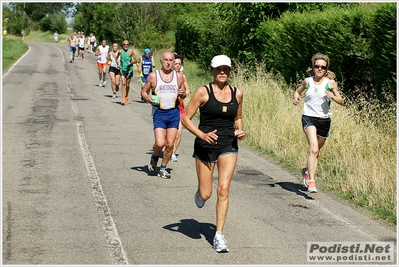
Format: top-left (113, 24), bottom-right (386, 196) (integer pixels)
top-left (215, 231), bottom-right (223, 237)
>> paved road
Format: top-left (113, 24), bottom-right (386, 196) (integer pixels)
top-left (2, 42), bottom-right (396, 265)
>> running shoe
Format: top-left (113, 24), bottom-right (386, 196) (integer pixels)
top-left (102, 80), bottom-right (106, 86)
top-left (307, 181), bottom-right (317, 193)
top-left (302, 168), bottom-right (310, 187)
top-left (194, 190), bottom-right (205, 208)
top-left (69, 60), bottom-right (72, 63)
top-left (112, 93), bottom-right (116, 99)
top-left (170, 153), bottom-right (178, 162)
top-left (158, 168), bottom-right (171, 179)
top-left (148, 155), bottom-right (158, 172)
top-left (99, 82), bottom-right (102, 87)
top-left (213, 233), bottom-right (229, 253)
top-left (125, 96), bottom-right (128, 104)
top-left (302, 168), bottom-right (317, 193)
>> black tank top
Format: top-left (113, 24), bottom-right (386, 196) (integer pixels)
top-left (198, 83), bottom-right (238, 137)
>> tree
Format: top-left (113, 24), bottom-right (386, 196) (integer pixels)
top-left (39, 13), bottom-right (67, 34)
top-left (74, 2), bottom-right (175, 49)
top-left (7, 3), bottom-right (75, 21)
top-left (3, 2), bottom-right (74, 35)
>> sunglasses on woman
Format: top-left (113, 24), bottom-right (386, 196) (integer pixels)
top-left (314, 64), bottom-right (327, 70)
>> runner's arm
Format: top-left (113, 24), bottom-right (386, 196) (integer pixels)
top-left (234, 89), bottom-right (245, 140)
top-left (117, 51), bottom-right (121, 68)
top-left (183, 74), bottom-right (190, 97)
top-left (177, 72), bottom-right (187, 99)
top-left (141, 72), bottom-right (156, 104)
top-left (94, 47), bottom-right (100, 57)
top-left (130, 50), bottom-right (139, 66)
top-left (137, 57), bottom-right (142, 73)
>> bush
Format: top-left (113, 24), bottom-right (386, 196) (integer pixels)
top-left (256, 3), bottom-right (396, 101)
top-left (39, 14), bottom-right (67, 34)
top-left (135, 26), bottom-right (173, 51)
top-left (39, 16), bottom-right (52, 32)
top-left (369, 2), bottom-right (397, 100)
top-left (175, 10), bottom-right (230, 70)
top-left (50, 14), bottom-right (67, 34)
top-left (175, 15), bottom-right (205, 61)
top-left (5, 15), bottom-right (30, 35)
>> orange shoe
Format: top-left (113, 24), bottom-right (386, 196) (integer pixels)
top-left (121, 98), bottom-right (126, 106)
top-left (307, 180), bottom-right (317, 193)
top-left (125, 96), bottom-right (128, 104)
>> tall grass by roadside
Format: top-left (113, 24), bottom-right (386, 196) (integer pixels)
top-left (227, 63), bottom-right (397, 225)
top-left (2, 35), bottom-right (29, 73)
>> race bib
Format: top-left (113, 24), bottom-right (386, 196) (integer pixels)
top-left (143, 66), bottom-right (151, 75)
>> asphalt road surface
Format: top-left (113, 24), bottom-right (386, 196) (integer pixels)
top-left (2, 42), bottom-right (397, 265)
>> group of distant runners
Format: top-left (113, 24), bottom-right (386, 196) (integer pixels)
top-left (91, 39), bottom-right (155, 106)
top-left (67, 31), bottom-right (93, 63)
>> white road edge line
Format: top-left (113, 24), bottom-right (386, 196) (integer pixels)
top-left (68, 75), bottom-right (129, 264)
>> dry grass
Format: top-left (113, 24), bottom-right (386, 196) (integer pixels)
top-left (228, 63), bottom-right (396, 225)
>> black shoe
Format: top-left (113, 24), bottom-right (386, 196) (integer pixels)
top-left (116, 85), bottom-right (119, 92)
top-left (70, 60), bottom-right (72, 63)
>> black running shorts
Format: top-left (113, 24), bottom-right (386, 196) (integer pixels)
top-left (109, 66), bottom-right (120, 75)
top-left (121, 70), bottom-right (133, 79)
top-left (302, 115), bottom-right (331, 138)
top-left (193, 136), bottom-right (238, 163)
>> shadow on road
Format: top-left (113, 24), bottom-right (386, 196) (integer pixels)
top-left (276, 181), bottom-right (315, 200)
top-left (130, 165), bottom-right (173, 176)
top-left (131, 151), bottom-right (171, 176)
top-left (163, 219), bottom-right (215, 245)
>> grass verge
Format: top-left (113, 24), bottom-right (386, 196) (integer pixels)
top-left (2, 35), bottom-right (29, 73)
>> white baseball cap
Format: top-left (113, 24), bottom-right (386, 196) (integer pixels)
top-left (211, 55), bottom-right (231, 68)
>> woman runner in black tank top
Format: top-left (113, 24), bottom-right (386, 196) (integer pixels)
top-left (182, 55), bottom-right (245, 253)
top-left (198, 82), bottom-right (238, 138)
